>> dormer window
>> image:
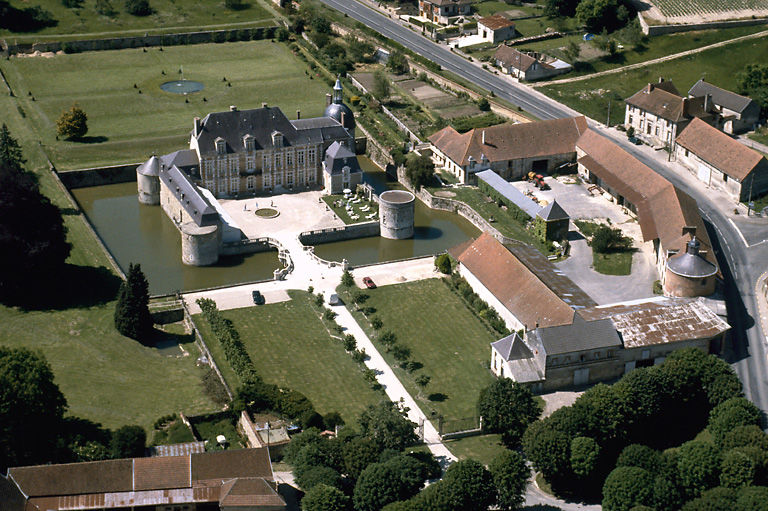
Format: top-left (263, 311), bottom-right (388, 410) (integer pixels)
top-left (243, 134), bottom-right (255, 152)
top-left (215, 137), bottom-right (226, 155)
top-left (271, 131), bottom-right (283, 147)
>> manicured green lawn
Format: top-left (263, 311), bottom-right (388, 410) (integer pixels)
top-left (0, 304), bottom-right (218, 431)
top-left (194, 291), bottom-right (382, 425)
top-left (0, 40), bottom-right (332, 170)
top-left (539, 36), bottom-right (768, 125)
top-left (322, 194), bottom-right (379, 224)
top-left (593, 250), bottom-right (633, 276)
top-left (749, 127), bottom-right (768, 147)
top-left (0, 0), bottom-right (273, 41)
top-left (444, 433), bottom-right (504, 466)
top-left (341, 279), bottom-right (497, 423)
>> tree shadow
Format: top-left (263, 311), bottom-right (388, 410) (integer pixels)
top-left (73, 136), bottom-right (109, 144)
top-left (0, 5), bottom-right (58, 33)
top-left (428, 393), bottom-right (448, 402)
top-left (1, 264), bottom-right (122, 311)
top-left (146, 328), bottom-right (195, 350)
top-left (277, 483), bottom-right (302, 511)
top-left (602, 52), bottom-right (627, 65)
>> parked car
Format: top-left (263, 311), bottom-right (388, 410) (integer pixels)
top-left (328, 293), bottom-right (340, 305)
top-left (362, 277), bottom-right (376, 289)
top-left (252, 290), bottom-right (265, 305)
top-left (628, 136), bottom-right (642, 145)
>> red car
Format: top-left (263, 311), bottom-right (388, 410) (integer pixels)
top-left (362, 277), bottom-right (377, 289)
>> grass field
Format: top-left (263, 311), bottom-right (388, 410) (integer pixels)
top-left (0, 0), bottom-right (274, 41)
top-left (444, 433), bottom-right (504, 466)
top-left (593, 251), bottom-right (634, 275)
top-left (341, 279), bottom-right (497, 422)
top-left (539, 36), bottom-right (768, 125)
top-left (193, 291), bottom-right (382, 425)
top-left (0, 40), bottom-right (332, 170)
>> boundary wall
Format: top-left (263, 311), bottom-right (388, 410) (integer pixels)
top-left (638, 11), bottom-right (768, 35)
top-left (299, 221), bottom-right (380, 245)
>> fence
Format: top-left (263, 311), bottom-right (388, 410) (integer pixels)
top-left (438, 415), bottom-right (483, 440)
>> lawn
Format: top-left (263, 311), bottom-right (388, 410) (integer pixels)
top-left (539, 36), bottom-right (768, 125)
top-left (749, 126), bottom-right (768, 147)
top-left (193, 291), bottom-right (382, 426)
top-left (0, 39), bottom-right (332, 170)
top-left (0, 304), bottom-right (219, 431)
top-left (444, 433), bottom-right (504, 466)
top-left (322, 194), bottom-right (379, 224)
top-left (593, 250), bottom-right (634, 275)
top-left (0, 0), bottom-right (274, 41)
top-left (340, 279), bottom-right (498, 423)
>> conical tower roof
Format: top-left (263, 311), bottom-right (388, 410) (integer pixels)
top-left (137, 155), bottom-right (161, 177)
top-left (537, 199), bottom-right (569, 221)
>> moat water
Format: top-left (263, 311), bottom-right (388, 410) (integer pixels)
top-left (72, 158), bottom-right (478, 295)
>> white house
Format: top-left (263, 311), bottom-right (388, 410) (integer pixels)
top-left (478, 15), bottom-right (516, 44)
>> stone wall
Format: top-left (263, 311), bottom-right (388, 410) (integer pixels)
top-left (220, 238), bottom-right (275, 256)
top-left (299, 221), bottom-right (380, 245)
top-left (638, 12), bottom-right (768, 36)
top-left (57, 164), bottom-right (139, 189)
top-left (150, 307), bottom-right (185, 324)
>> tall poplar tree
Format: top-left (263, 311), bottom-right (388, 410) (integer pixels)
top-left (114, 263), bottom-right (153, 341)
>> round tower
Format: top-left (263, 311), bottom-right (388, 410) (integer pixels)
top-left (324, 78), bottom-right (356, 140)
top-left (663, 237), bottom-right (718, 297)
top-left (379, 190), bottom-right (415, 240)
top-left (181, 222), bottom-right (219, 266)
top-left (136, 155), bottom-right (161, 205)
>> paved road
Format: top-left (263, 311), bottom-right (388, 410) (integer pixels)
top-left (318, 0), bottom-right (578, 120)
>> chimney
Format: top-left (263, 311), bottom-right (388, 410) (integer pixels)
top-left (326, 93), bottom-right (332, 106)
top-left (704, 93), bottom-right (710, 112)
top-left (297, 109), bottom-right (301, 120)
top-left (482, 130), bottom-right (486, 145)
top-left (229, 105), bottom-right (237, 111)
top-left (658, 77), bottom-right (665, 83)
top-left (193, 117), bottom-right (200, 137)
top-left (682, 97), bottom-right (689, 114)
top-left (262, 102), bottom-right (268, 108)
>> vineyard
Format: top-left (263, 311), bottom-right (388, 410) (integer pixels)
top-left (650, 0), bottom-right (768, 19)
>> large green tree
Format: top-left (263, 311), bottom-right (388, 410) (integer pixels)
top-left (708, 397), bottom-right (762, 446)
top-left (677, 440), bottom-right (722, 499)
top-left (114, 263), bottom-right (153, 341)
top-left (110, 424), bottom-right (146, 458)
top-left (301, 483), bottom-right (349, 511)
top-left (576, 0), bottom-right (634, 33)
top-left (404, 153), bottom-right (434, 191)
top-left (0, 125), bottom-right (71, 297)
top-left (489, 450), bottom-right (529, 510)
top-left (56, 104), bottom-right (88, 140)
top-left (358, 400), bottom-right (418, 451)
top-left (0, 347), bottom-right (68, 471)
top-left (737, 64), bottom-right (768, 115)
top-left (602, 466), bottom-right (654, 511)
top-left (478, 378), bottom-right (541, 448)
top-left (353, 455), bottom-right (425, 511)
top-left (441, 459), bottom-right (496, 510)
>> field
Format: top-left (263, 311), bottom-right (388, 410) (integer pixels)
top-left (341, 279), bottom-right (497, 423)
top-left (193, 291), bottom-right (382, 425)
top-left (538, 36), bottom-right (768, 125)
top-left (0, 39), bottom-right (332, 170)
top-left (0, 0), bottom-right (274, 41)
top-left (647, 0), bottom-right (768, 19)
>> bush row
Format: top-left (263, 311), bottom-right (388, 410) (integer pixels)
top-left (196, 298), bottom-right (259, 384)
top-left (444, 273), bottom-right (509, 336)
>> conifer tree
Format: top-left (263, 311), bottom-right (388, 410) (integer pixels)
top-left (114, 263), bottom-right (153, 341)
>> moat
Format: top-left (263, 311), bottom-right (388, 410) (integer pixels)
top-left (73, 159), bottom-right (478, 295)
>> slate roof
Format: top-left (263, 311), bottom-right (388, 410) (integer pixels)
top-left (137, 155), bottom-right (161, 177)
top-left (491, 332), bottom-right (533, 361)
top-left (676, 117), bottom-right (766, 181)
top-left (688, 79), bottom-right (754, 114)
top-left (452, 233), bottom-right (578, 329)
top-left (291, 117), bottom-right (350, 144)
top-left (666, 237), bottom-right (718, 278)
top-left (491, 333), bottom-right (545, 383)
top-left (494, 46), bottom-right (549, 73)
top-left (428, 116), bottom-right (587, 167)
top-left (160, 149), bottom-right (200, 177)
top-left (479, 15), bottom-right (515, 31)
top-left (579, 298), bottom-right (730, 349)
top-left (537, 199), bottom-right (569, 221)
top-left (626, 81), bottom-right (715, 123)
top-left (159, 165), bottom-right (218, 227)
top-left (531, 313), bottom-right (621, 356)
top-left (476, 169), bottom-right (541, 218)
top-left (0, 476), bottom-right (26, 511)
top-left (7, 449), bottom-right (282, 511)
top-left (576, 129), bottom-right (715, 265)
top-left (324, 141), bottom-right (361, 176)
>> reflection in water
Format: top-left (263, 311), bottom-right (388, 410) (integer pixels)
top-left (73, 182), bottom-right (279, 295)
top-left (314, 161), bottom-right (480, 266)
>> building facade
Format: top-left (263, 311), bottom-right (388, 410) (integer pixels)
top-left (688, 79), bottom-right (760, 134)
top-left (494, 46), bottom-right (571, 81)
top-left (478, 15), bottom-right (516, 43)
top-left (418, 0), bottom-right (474, 24)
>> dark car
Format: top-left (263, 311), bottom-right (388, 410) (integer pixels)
top-left (362, 277), bottom-right (376, 289)
top-left (628, 136), bottom-right (642, 145)
top-left (252, 290), bottom-right (265, 305)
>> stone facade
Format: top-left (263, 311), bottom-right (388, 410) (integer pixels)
top-left (379, 190), bottom-right (415, 239)
top-left (418, 0), bottom-right (473, 25)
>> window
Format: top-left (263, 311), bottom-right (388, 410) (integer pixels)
top-left (298, 151), bottom-right (305, 166)
top-left (639, 119), bottom-right (644, 129)
top-left (308, 171), bottom-right (316, 183)
top-left (287, 171), bottom-right (294, 185)
top-left (263, 172), bottom-right (271, 188)
top-left (628, 115), bottom-right (633, 124)
top-left (246, 176), bottom-right (255, 190)
top-left (216, 139), bottom-right (226, 155)
top-left (684, 149), bottom-right (689, 157)
top-left (230, 177), bottom-right (239, 193)
top-left (701, 278), bottom-right (707, 286)
top-left (262, 154), bottom-right (271, 172)
top-left (723, 173), bottom-right (728, 182)
top-left (275, 154), bottom-right (282, 170)
top-left (275, 171), bottom-right (282, 185)
top-left (298, 170), bottom-right (305, 184)
top-left (217, 158), bottom-right (227, 173)
top-left (205, 179), bottom-right (215, 191)
top-left (246, 155), bottom-right (256, 172)
top-left (286, 153), bottom-right (293, 168)
top-left (655, 126), bottom-right (660, 135)
top-left (228, 158), bottom-right (238, 173)
top-left (308, 149), bottom-right (316, 164)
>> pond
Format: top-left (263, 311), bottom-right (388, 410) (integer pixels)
top-left (160, 80), bottom-right (205, 94)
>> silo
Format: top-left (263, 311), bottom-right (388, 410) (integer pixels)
top-left (379, 190), bottom-right (415, 240)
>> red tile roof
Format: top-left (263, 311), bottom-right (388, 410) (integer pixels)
top-left (626, 81), bottom-right (714, 123)
top-left (494, 45), bottom-right (544, 73)
top-left (479, 15), bottom-right (515, 31)
top-left (428, 116), bottom-right (587, 167)
top-left (454, 233), bottom-right (576, 329)
top-left (676, 118), bottom-right (767, 181)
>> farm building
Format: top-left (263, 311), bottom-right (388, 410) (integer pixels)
top-left (688, 79), bottom-right (761, 134)
top-left (1, 448), bottom-right (286, 511)
top-left (478, 15), bottom-right (516, 43)
top-left (624, 78), bottom-right (717, 147)
top-left (494, 46), bottom-right (572, 81)
top-left (674, 118), bottom-right (768, 202)
top-left (575, 129), bottom-right (718, 296)
top-left (427, 116), bottom-right (588, 183)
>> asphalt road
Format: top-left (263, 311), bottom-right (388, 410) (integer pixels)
top-left (318, 0), bottom-right (768, 412)
top-left (318, 0), bottom-right (576, 120)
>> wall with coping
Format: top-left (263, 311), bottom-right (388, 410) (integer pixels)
top-left (638, 11), bottom-right (768, 36)
top-left (57, 164), bottom-right (139, 188)
top-left (299, 221), bottom-right (380, 245)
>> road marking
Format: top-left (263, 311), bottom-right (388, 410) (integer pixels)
top-left (728, 218), bottom-right (750, 247)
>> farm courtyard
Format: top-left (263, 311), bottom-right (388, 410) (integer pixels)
top-left (0, 39), bottom-right (331, 170)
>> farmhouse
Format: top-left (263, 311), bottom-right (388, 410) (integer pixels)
top-left (625, 78), bottom-right (717, 146)
top-left (675, 118), bottom-right (768, 202)
top-left (688, 79), bottom-right (761, 134)
top-left (418, 0), bottom-right (474, 25)
top-left (575, 129), bottom-right (718, 296)
top-left (494, 46), bottom-right (572, 81)
top-left (0, 448), bottom-right (286, 511)
top-left (456, 234), bottom-right (730, 392)
top-left (427, 116), bottom-right (588, 183)
top-left (477, 15), bottom-right (516, 43)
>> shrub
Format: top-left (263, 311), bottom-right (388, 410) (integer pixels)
top-left (344, 335), bottom-right (357, 351)
top-left (371, 317), bottom-right (383, 330)
top-left (324, 309), bottom-right (337, 321)
top-left (434, 253), bottom-right (452, 274)
top-left (125, 0), bottom-right (152, 16)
